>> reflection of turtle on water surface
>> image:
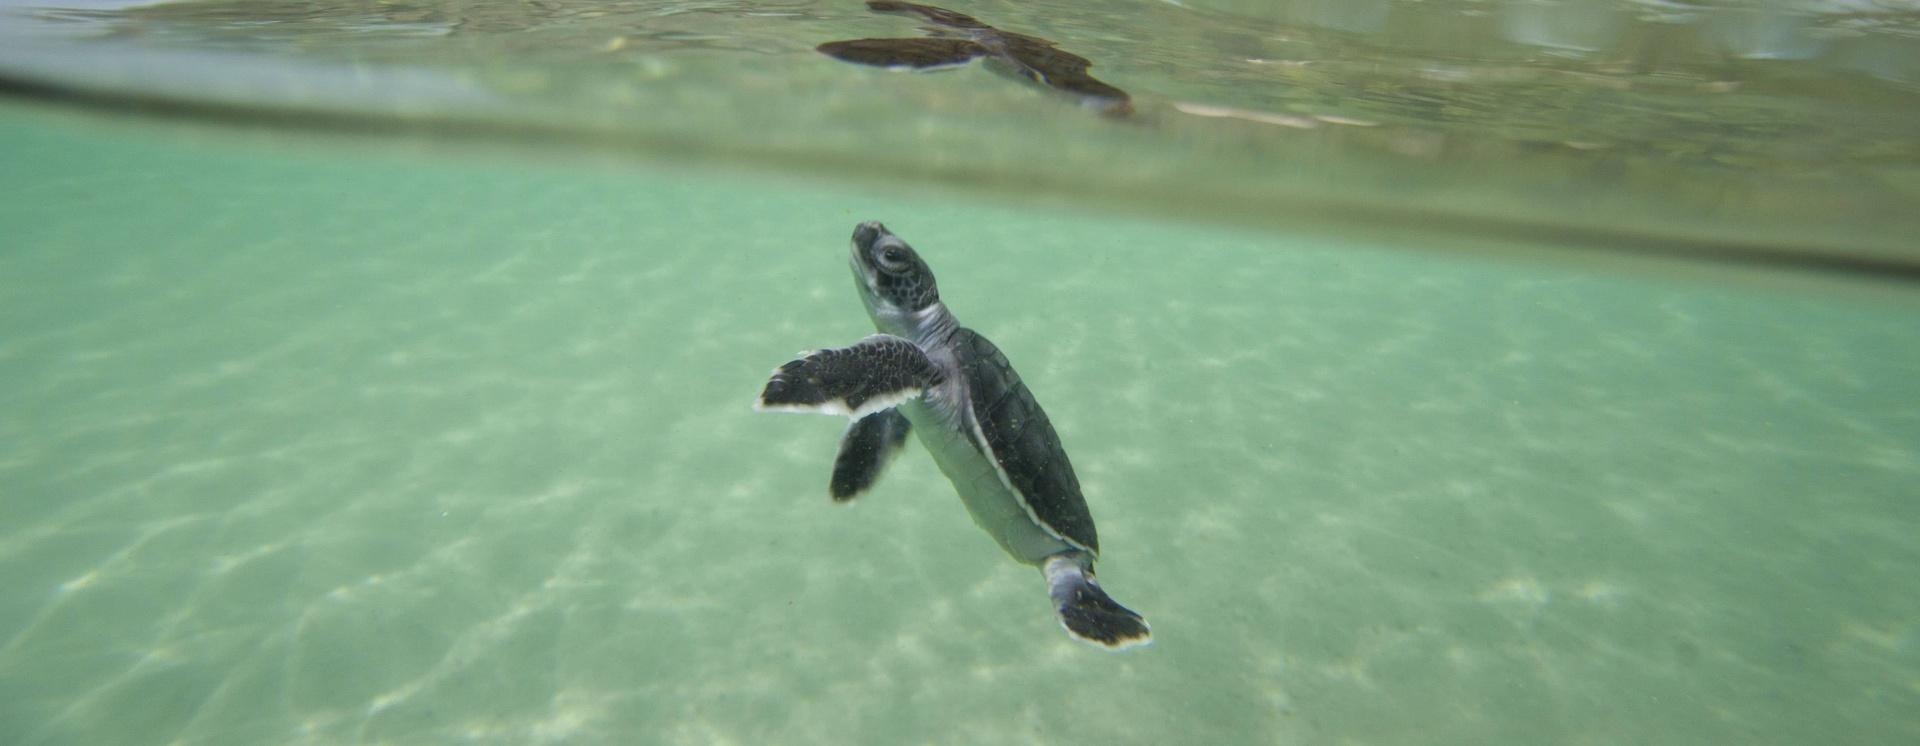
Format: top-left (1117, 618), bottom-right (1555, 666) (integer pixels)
top-left (818, 1), bottom-right (1133, 117)
top-left (757, 222), bottom-right (1151, 650)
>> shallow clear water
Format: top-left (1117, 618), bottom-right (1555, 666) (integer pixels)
top-left (5, 101), bottom-right (1918, 745)
top-left (3, 1), bottom-right (1920, 744)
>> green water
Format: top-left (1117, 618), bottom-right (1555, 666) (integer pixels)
top-left (5, 0), bottom-right (1920, 743)
top-left (4, 104), bottom-right (1918, 744)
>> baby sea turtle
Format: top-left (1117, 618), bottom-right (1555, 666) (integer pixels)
top-left (756, 221), bottom-right (1151, 650)
top-left (817, 1), bottom-right (1133, 117)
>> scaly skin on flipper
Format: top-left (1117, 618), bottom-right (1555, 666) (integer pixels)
top-left (756, 334), bottom-right (943, 419)
top-left (831, 409), bottom-right (912, 501)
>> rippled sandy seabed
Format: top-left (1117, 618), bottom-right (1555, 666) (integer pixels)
top-left (4, 0), bottom-right (1920, 744)
top-left (3, 105), bottom-right (1917, 745)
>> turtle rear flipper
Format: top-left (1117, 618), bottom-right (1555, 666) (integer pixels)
top-left (831, 409), bottom-right (912, 501)
top-left (1044, 554), bottom-right (1151, 650)
top-left (757, 334), bottom-right (944, 419)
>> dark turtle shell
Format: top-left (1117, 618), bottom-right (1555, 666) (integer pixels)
top-left (952, 328), bottom-right (1100, 555)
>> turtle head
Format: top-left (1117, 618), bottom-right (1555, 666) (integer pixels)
top-left (849, 221), bottom-right (941, 323)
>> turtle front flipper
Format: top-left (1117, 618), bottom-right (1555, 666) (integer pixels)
top-left (830, 409), bottom-right (912, 502)
top-left (757, 334), bottom-right (944, 419)
top-left (817, 38), bottom-right (987, 70)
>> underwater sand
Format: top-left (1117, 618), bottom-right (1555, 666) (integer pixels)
top-left (2, 108), bottom-right (1918, 745)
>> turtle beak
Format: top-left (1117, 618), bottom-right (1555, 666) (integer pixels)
top-left (852, 221), bottom-right (888, 255)
top-left (849, 220), bottom-right (889, 280)
top-left (849, 222), bottom-right (883, 306)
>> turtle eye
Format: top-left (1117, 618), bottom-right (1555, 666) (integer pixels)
top-left (878, 245), bottom-right (911, 272)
